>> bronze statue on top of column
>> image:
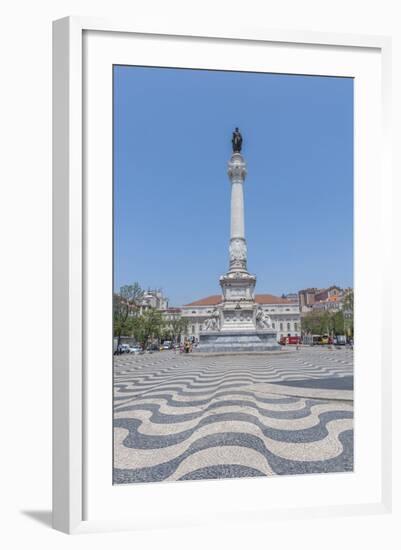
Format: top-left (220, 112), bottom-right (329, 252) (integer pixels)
top-left (232, 127), bottom-right (243, 153)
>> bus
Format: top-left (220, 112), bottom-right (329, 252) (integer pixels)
top-left (279, 335), bottom-right (301, 345)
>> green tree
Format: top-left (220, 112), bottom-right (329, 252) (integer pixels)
top-left (301, 311), bottom-right (325, 335)
top-left (342, 289), bottom-right (354, 337)
top-left (135, 309), bottom-right (166, 349)
top-left (302, 309), bottom-right (348, 338)
top-left (168, 316), bottom-right (189, 343)
top-left (321, 311), bottom-right (332, 335)
top-left (343, 289), bottom-right (354, 313)
top-left (113, 283), bottom-right (144, 350)
top-left (332, 310), bottom-right (345, 335)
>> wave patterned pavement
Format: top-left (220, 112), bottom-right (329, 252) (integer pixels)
top-left (113, 348), bottom-right (353, 484)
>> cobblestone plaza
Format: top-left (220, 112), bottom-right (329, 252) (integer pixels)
top-left (113, 347), bottom-right (353, 483)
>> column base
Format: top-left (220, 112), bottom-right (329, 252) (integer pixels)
top-left (195, 329), bottom-right (280, 353)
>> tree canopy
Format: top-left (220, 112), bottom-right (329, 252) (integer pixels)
top-left (133, 309), bottom-right (165, 347)
top-left (113, 283), bottom-right (190, 349)
top-left (113, 283), bottom-right (144, 347)
top-left (301, 309), bottom-right (351, 336)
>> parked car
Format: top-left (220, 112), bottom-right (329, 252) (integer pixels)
top-left (161, 340), bottom-right (173, 350)
top-left (119, 343), bottom-right (131, 353)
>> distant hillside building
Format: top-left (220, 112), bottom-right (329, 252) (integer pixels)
top-left (314, 286), bottom-right (342, 303)
top-left (298, 287), bottom-right (319, 312)
top-left (181, 294), bottom-right (300, 342)
top-left (139, 289), bottom-right (168, 313)
top-left (298, 285), bottom-right (350, 315)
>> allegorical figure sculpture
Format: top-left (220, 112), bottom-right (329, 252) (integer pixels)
top-left (203, 308), bottom-right (220, 332)
top-left (229, 238), bottom-right (247, 262)
top-left (256, 307), bottom-right (272, 329)
top-left (232, 127), bottom-right (243, 153)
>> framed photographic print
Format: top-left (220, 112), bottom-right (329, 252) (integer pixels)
top-left (53, 17), bottom-right (392, 534)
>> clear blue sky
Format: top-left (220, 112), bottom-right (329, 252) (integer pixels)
top-left (114, 66), bottom-right (353, 306)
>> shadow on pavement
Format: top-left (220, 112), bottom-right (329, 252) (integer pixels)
top-left (271, 376), bottom-right (354, 391)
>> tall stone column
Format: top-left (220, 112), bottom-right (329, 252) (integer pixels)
top-left (195, 128), bottom-right (280, 350)
top-left (219, 145), bottom-right (256, 330)
top-left (228, 152), bottom-right (247, 272)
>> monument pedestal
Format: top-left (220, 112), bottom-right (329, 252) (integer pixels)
top-left (219, 270), bottom-right (257, 330)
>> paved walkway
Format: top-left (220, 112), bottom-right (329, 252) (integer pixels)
top-left (113, 347), bottom-right (353, 483)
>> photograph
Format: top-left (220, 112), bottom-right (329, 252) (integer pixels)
top-left (112, 65), bottom-right (354, 484)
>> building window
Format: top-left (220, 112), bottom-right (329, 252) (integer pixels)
top-left (279, 323), bottom-right (283, 331)
top-left (287, 322), bottom-right (291, 331)
top-left (272, 323), bottom-right (275, 329)
top-left (294, 322), bottom-right (298, 332)
top-left (191, 325), bottom-right (195, 334)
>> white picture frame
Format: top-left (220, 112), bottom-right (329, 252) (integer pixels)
top-left (52, 16), bottom-right (392, 534)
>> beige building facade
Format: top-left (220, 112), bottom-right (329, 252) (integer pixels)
top-left (181, 294), bottom-right (300, 342)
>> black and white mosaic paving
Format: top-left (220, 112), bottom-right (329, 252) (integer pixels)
top-left (113, 347), bottom-right (353, 483)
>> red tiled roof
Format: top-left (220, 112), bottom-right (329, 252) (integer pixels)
top-left (256, 294), bottom-right (296, 304)
top-left (184, 295), bottom-right (221, 306)
top-left (184, 294), bottom-right (296, 306)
